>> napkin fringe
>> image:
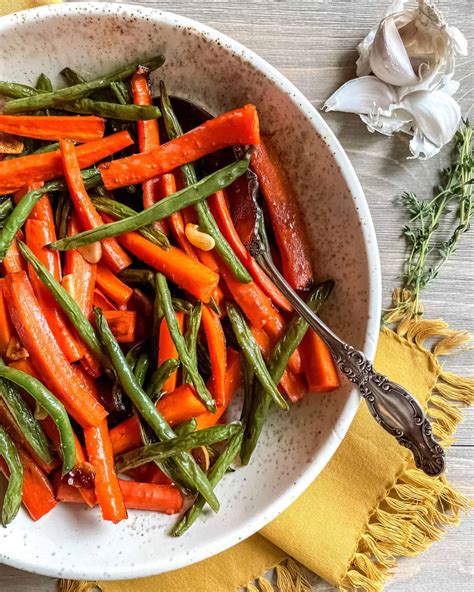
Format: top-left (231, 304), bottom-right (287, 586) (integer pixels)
top-left (243, 559), bottom-right (312, 592)
top-left (339, 313), bottom-right (473, 592)
top-left (58, 581), bottom-right (99, 592)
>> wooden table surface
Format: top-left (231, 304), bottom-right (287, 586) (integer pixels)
top-left (1, 1), bottom-right (472, 590)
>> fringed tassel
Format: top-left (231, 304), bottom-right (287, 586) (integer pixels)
top-left (58, 581), bottom-right (100, 592)
top-left (275, 559), bottom-right (312, 592)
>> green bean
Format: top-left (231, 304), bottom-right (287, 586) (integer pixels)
top-left (55, 194), bottom-right (72, 240)
top-left (36, 73), bottom-right (53, 92)
top-left (16, 242), bottom-right (110, 373)
top-left (134, 352), bottom-right (150, 388)
top-left (0, 358), bottom-right (53, 466)
top-left (0, 168), bottom-right (100, 261)
top-left (156, 273), bottom-right (215, 413)
top-left (60, 99), bottom-right (161, 121)
top-left (241, 357), bottom-right (255, 428)
top-left (0, 427), bottom-right (23, 527)
top-left (3, 54), bottom-right (165, 114)
top-left (241, 281), bottom-right (333, 465)
top-left (94, 308), bottom-right (220, 512)
top-left (32, 141), bottom-right (60, 155)
top-left (172, 427), bottom-right (244, 536)
top-left (146, 359), bottom-right (180, 401)
top-left (49, 155), bottom-right (251, 250)
top-left (0, 367), bottom-right (75, 475)
top-left (110, 81), bottom-right (132, 105)
top-left (0, 199), bottom-right (13, 221)
top-left (60, 67), bottom-right (85, 87)
top-left (0, 81), bottom-right (36, 99)
top-left (226, 303), bottom-right (288, 411)
top-left (118, 268), bottom-right (155, 289)
top-left (175, 418), bottom-right (197, 436)
top-left (160, 82), bottom-right (251, 283)
top-left (171, 298), bottom-right (194, 314)
top-left (91, 196), bottom-right (170, 250)
top-left (125, 341), bottom-right (145, 372)
top-left (115, 422), bottom-right (241, 472)
top-left (182, 304), bottom-right (202, 385)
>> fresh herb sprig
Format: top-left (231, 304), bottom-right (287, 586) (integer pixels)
top-left (385, 121), bottom-right (473, 321)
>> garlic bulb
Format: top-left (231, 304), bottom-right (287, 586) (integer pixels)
top-left (323, 0), bottom-right (467, 158)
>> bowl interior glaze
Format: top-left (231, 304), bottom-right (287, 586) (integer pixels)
top-left (0, 2), bottom-right (381, 580)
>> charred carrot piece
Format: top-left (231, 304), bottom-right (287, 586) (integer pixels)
top-left (201, 305), bottom-right (226, 407)
top-left (209, 190), bottom-right (292, 312)
top-left (0, 279), bottom-right (14, 355)
top-left (301, 330), bottom-right (340, 393)
top-left (0, 130), bottom-right (134, 194)
top-left (60, 139), bottom-right (131, 273)
top-left (25, 219), bottom-right (85, 364)
top-left (103, 310), bottom-right (136, 343)
top-left (126, 463), bottom-right (172, 486)
top-left (0, 115), bottom-right (105, 143)
top-left (111, 226), bottom-right (219, 304)
top-left (0, 447), bottom-right (56, 521)
top-left (251, 140), bottom-right (314, 291)
top-left (158, 312), bottom-right (185, 394)
top-left (4, 271), bottom-right (107, 428)
top-left (100, 104), bottom-right (260, 189)
top-left (84, 419), bottom-right (127, 523)
top-left (95, 262), bottom-right (133, 307)
top-left (131, 67), bottom-right (168, 236)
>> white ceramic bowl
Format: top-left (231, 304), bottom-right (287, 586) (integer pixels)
top-left (0, 2), bottom-right (381, 580)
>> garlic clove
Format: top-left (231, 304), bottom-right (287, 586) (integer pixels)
top-left (400, 90), bottom-right (461, 149)
top-left (323, 76), bottom-right (397, 115)
top-left (360, 110), bottom-right (412, 137)
top-left (370, 17), bottom-right (419, 86)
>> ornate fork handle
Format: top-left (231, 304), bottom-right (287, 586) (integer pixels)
top-left (258, 252), bottom-right (445, 477)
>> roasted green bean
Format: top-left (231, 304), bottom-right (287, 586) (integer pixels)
top-left (0, 367), bottom-right (75, 475)
top-left (146, 359), bottom-right (181, 401)
top-left (182, 303), bottom-right (202, 385)
top-left (48, 155), bottom-right (251, 250)
top-left (35, 73), bottom-right (53, 92)
top-left (94, 308), bottom-right (220, 512)
top-left (0, 427), bottom-right (23, 527)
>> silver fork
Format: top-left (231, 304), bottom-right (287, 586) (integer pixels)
top-left (246, 193), bottom-right (445, 477)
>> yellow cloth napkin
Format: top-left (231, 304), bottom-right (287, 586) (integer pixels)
top-left (2, 4), bottom-right (472, 591)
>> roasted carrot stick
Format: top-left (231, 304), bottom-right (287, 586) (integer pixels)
top-left (13, 182), bottom-right (56, 227)
top-left (0, 279), bottom-right (14, 355)
top-left (131, 67), bottom-right (168, 236)
top-left (126, 463), bottom-right (172, 486)
top-left (25, 219), bottom-right (85, 364)
top-left (100, 104), bottom-right (260, 189)
top-left (158, 312), bottom-right (185, 394)
top-left (201, 305), bottom-right (226, 407)
top-left (60, 139), bottom-right (131, 273)
top-left (2, 235), bottom-right (26, 274)
top-left (93, 289), bottom-right (117, 311)
top-left (64, 215), bottom-right (97, 319)
top-left (300, 330), bottom-right (340, 393)
top-left (84, 419), bottom-right (127, 523)
top-left (0, 447), bottom-right (57, 521)
top-left (56, 477), bottom-right (182, 514)
top-left (95, 263), bottom-right (133, 307)
top-left (0, 115), bottom-right (105, 143)
top-left (0, 130), bottom-right (134, 194)
top-left (103, 310), bottom-right (136, 343)
top-left (209, 190), bottom-right (292, 312)
top-left (112, 226), bottom-right (219, 303)
top-left (251, 140), bottom-right (314, 291)
top-left (5, 271), bottom-right (107, 428)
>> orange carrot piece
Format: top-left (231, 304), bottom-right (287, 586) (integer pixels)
top-left (201, 305), bottom-right (226, 406)
top-left (13, 182), bottom-right (56, 227)
top-left (2, 235), bottom-right (26, 274)
top-left (25, 219), bottom-right (85, 364)
top-left (113, 227), bottom-right (219, 303)
top-left (0, 279), bottom-right (14, 355)
top-left (158, 312), bottom-right (185, 393)
top-left (131, 67), bottom-right (168, 236)
top-left (100, 104), bottom-right (260, 189)
top-left (0, 130), bottom-right (134, 194)
top-left (60, 139), bottom-right (131, 273)
top-left (5, 271), bottom-right (107, 428)
top-left (55, 477), bottom-right (182, 514)
top-left (93, 288), bottom-right (117, 311)
top-left (0, 115), bottom-right (104, 143)
top-left (0, 447), bottom-right (57, 521)
top-left (301, 330), bottom-right (340, 393)
top-left (103, 310), bottom-right (136, 343)
top-left (95, 263), bottom-right (133, 307)
top-left (84, 420), bottom-right (127, 523)
top-left (251, 140), bottom-right (314, 291)
top-left (156, 174), bottom-right (195, 256)
top-left (126, 463), bottom-right (172, 486)
top-left (209, 190), bottom-right (292, 312)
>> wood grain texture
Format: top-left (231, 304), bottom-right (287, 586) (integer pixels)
top-left (1, 1), bottom-right (473, 590)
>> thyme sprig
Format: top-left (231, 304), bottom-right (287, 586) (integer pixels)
top-left (384, 121), bottom-right (473, 321)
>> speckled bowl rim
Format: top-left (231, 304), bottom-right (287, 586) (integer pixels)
top-left (0, 1), bottom-right (382, 580)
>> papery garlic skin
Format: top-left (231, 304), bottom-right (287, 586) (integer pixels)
top-left (324, 0), bottom-right (467, 159)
